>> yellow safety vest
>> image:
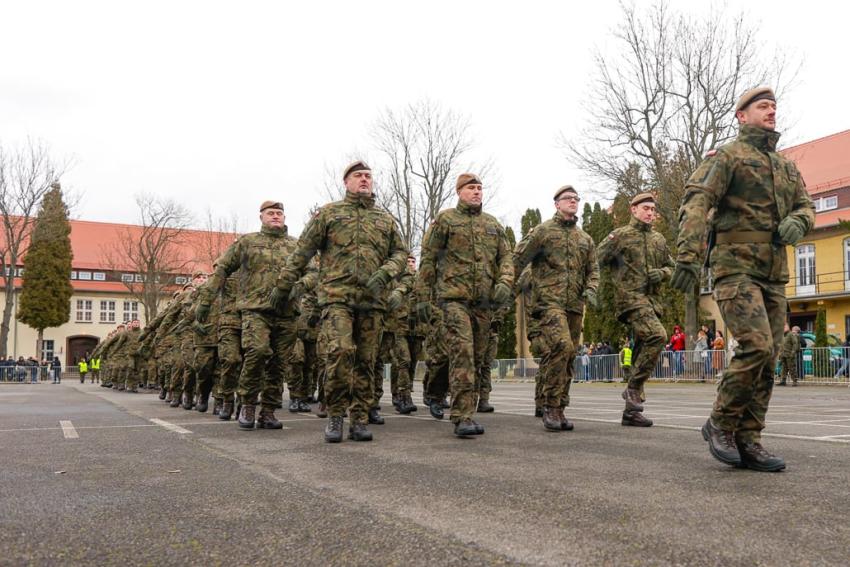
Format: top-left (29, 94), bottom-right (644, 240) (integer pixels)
top-left (91, 358), bottom-right (100, 370)
top-left (622, 348), bottom-right (632, 366)
top-left (79, 361), bottom-right (88, 373)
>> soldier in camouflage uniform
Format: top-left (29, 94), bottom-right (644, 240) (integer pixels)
top-left (514, 185), bottom-right (599, 431)
top-left (198, 201), bottom-right (303, 430)
top-left (274, 161), bottom-right (408, 443)
top-left (290, 274), bottom-right (323, 416)
top-left (416, 173), bottom-right (514, 438)
top-left (598, 192), bottom-right (674, 428)
top-left (138, 303), bottom-right (171, 399)
top-left (215, 274), bottom-right (242, 419)
top-left (673, 87), bottom-right (814, 472)
top-left (382, 256), bottom-right (417, 415)
top-left (120, 320), bottom-right (143, 392)
top-left (778, 324), bottom-right (801, 387)
top-left (162, 286), bottom-right (195, 406)
top-left (177, 283), bottom-right (200, 410)
top-left (184, 274), bottom-right (220, 412)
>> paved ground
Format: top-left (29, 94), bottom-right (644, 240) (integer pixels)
top-left (2, 380), bottom-right (849, 566)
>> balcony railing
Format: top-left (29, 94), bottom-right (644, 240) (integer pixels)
top-left (786, 271), bottom-right (850, 299)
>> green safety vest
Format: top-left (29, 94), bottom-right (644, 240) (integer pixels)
top-left (79, 361), bottom-right (88, 373)
top-left (622, 348), bottom-right (632, 366)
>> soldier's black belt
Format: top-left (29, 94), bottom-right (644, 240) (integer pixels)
top-left (715, 231), bottom-right (774, 244)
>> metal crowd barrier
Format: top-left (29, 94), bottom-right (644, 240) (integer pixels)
top-left (0, 365), bottom-right (61, 383)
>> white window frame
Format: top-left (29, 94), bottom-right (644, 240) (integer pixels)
top-left (70, 271), bottom-right (77, 280)
top-left (75, 299), bottom-right (93, 323)
top-left (123, 300), bottom-right (139, 323)
top-left (134, 274), bottom-right (144, 283)
top-left (175, 276), bottom-right (189, 285)
top-left (121, 273), bottom-right (134, 283)
top-left (42, 339), bottom-right (55, 361)
top-left (78, 271), bottom-right (92, 281)
top-left (796, 244), bottom-right (816, 296)
top-left (99, 300), bottom-right (116, 323)
top-left (844, 238), bottom-right (850, 292)
top-left (93, 272), bottom-right (106, 281)
top-left (814, 195), bottom-right (838, 212)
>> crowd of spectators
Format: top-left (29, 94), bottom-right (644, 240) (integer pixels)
top-left (0, 355), bottom-right (62, 383)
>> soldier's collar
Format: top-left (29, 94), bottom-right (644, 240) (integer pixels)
top-left (457, 200), bottom-right (482, 215)
top-left (344, 191), bottom-right (375, 208)
top-left (629, 215), bottom-right (652, 231)
top-left (553, 212), bottom-right (577, 227)
top-left (738, 124), bottom-right (781, 152)
top-left (260, 224), bottom-right (288, 237)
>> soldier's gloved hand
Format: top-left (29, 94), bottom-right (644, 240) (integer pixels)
top-left (416, 301), bottom-right (432, 324)
top-left (387, 290), bottom-right (404, 311)
top-left (269, 286), bottom-right (290, 312)
top-left (288, 281), bottom-right (305, 303)
top-left (647, 269), bottom-right (666, 285)
top-left (583, 288), bottom-right (598, 308)
top-left (366, 269), bottom-right (392, 297)
top-left (307, 313), bottom-right (320, 328)
top-left (778, 217), bottom-right (806, 245)
top-left (492, 283), bottom-right (512, 306)
top-left (192, 321), bottom-right (209, 336)
top-left (196, 303), bottom-right (211, 323)
top-left (670, 262), bottom-right (699, 292)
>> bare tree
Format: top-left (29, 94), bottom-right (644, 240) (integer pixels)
top-left (563, 1), bottom-right (799, 343)
top-left (102, 194), bottom-right (193, 322)
top-left (0, 140), bottom-right (68, 357)
top-left (192, 209), bottom-right (242, 269)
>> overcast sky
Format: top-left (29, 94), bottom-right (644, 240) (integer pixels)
top-left (2, 0), bottom-right (848, 236)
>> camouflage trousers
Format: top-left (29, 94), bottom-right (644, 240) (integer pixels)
top-left (238, 310), bottom-right (296, 409)
top-left (375, 330), bottom-right (412, 404)
top-left (216, 326), bottom-right (242, 401)
top-left (443, 302), bottom-right (491, 423)
top-left (408, 335), bottom-right (424, 388)
top-left (289, 337), bottom-right (318, 400)
top-left (779, 356), bottom-right (798, 384)
top-left (423, 315), bottom-right (450, 402)
top-left (476, 324), bottom-right (498, 403)
top-left (530, 309), bottom-right (578, 408)
top-left (192, 345), bottom-right (218, 400)
top-left (712, 274), bottom-right (786, 442)
top-left (624, 307), bottom-right (667, 395)
top-left (178, 334), bottom-right (196, 397)
top-left (322, 304), bottom-right (382, 426)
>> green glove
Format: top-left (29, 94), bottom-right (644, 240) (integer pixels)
top-left (583, 288), bottom-right (598, 308)
top-left (288, 281), bottom-right (305, 304)
top-left (192, 321), bottom-right (209, 336)
top-left (416, 301), bottom-right (433, 324)
top-left (670, 262), bottom-right (700, 292)
top-left (195, 303), bottom-right (210, 323)
top-left (387, 290), bottom-right (404, 311)
top-left (492, 283), bottom-right (512, 306)
top-left (777, 217), bottom-right (805, 245)
top-left (647, 269), bottom-right (665, 285)
top-left (269, 286), bottom-right (290, 312)
top-left (366, 269), bottom-right (392, 297)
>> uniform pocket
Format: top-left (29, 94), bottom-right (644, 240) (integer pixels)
top-left (713, 281), bottom-right (739, 302)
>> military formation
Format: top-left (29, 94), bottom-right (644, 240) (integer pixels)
top-left (89, 86), bottom-right (813, 472)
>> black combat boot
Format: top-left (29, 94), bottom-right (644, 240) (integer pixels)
top-left (324, 416), bottom-right (343, 443)
top-left (392, 395), bottom-right (402, 411)
top-left (470, 420), bottom-right (485, 435)
top-left (368, 408), bottom-right (385, 425)
top-left (542, 407), bottom-right (562, 431)
top-left (349, 423), bottom-right (373, 441)
top-left (429, 400), bottom-right (444, 420)
top-left (212, 398), bottom-right (223, 416)
top-left (477, 399), bottom-right (495, 413)
top-left (397, 395), bottom-right (415, 415)
top-left (169, 394), bottom-right (181, 408)
top-left (158, 387), bottom-right (167, 400)
top-left (196, 393), bottom-right (210, 413)
top-left (439, 398), bottom-right (450, 409)
top-left (621, 410), bottom-right (653, 427)
top-left (737, 441), bottom-right (785, 472)
top-left (315, 403), bottom-right (328, 418)
top-left (101, 382), bottom-right (112, 388)
top-left (182, 392), bottom-right (194, 410)
top-left (219, 402), bottom-right (234, 421)
top-left (557, 407), bottom-right (574, 431)
top-left (297, 399), bottom-right (312, 412)
top-left (700, 419), bottom-right (741, 466)
top-left (238, 404), bottom-right (256, 429)
top-left (622, 388), bottom-right (644, 412)
top-left (453, 419), bottom-right (478, 437)
top-left (256, 406), bottom-right (283, 429)
top-left (406, 395), bottom-right (417, 412)
top-left (288, 399), bottom-right (300, 413)
top-left (534, 407), bottom-right (543, 418)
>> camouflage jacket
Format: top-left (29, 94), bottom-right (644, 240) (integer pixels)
top-left (204, 226), bottom-right (300, 314)
top-left (781, 331), bottom-right (801, 358)
top-left (277, 192), bottom-right (408, 311)
top-left (597, 216), bottom-right (674, 318)
top-left (513, 213), bottom-right (599, 315)
top-left (676, 124), bottom-right (815, 283)
top-left (123, 328), bottom-right (143, 364)
top-left (384, 267), bottom-right (415, 334)
top-left (217, 274), bottom-right (241, 329)
top-left (186, 285), bottom-right (220, 347)
top-left (416, 200), bottom-right (514, 305)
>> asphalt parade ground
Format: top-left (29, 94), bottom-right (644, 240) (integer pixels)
top-left (2, 380), bottom-right (849, 566)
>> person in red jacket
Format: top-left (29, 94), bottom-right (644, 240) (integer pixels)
top-left (669, 325), bottom-right (686, 375)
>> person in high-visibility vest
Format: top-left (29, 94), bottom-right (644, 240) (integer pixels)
top-left (620, 343), bottom-right (633, 383)
top-left (90, 357), bottom-right (101, 384)
top-left (78, 358), bottom-right (89, 384)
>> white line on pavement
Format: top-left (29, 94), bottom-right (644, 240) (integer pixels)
top-left (59, 420), bottom-right (78, 439)
top-left (149, 418), bottom-right (192, 434)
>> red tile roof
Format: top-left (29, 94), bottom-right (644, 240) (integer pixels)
top-left (782, 129), bottom-right (850, 195)
top-left (812, 206), bottom-right (850, 230)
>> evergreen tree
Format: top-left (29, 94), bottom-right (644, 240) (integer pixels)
top-left (520, 208), bottom-right (542, 238)
top-left (497, 226), bottom-right (518, 358)
top-left (17, 184), bottom-right (73, 362)
top-left (582, 203), bottom-right (627, 345)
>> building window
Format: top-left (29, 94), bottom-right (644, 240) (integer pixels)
top-left (700, 267), bottom-right (714, 295)
top-left (175, 276), bottom-right (189, 285)
top-left (814, 195), bottom-right (838, 212)
top-left (123, 301), bottom-right (139, 323)
top-left (75, 299), bottom-right (92, 322)
top-left (135, 274), bottom-right (144, 283)
top-left (42, 340), bottom-right (55, 361)
top-left (93, 272), bottom-right (106, 281)
top-left (70, 271), bottom-right (77, 280)
top-left (795, 244), bottom-right (816, 295)
top-left (99, 300), bottom-right (116, 323)
top-left (78, 271), bottom-right (92, 280)
top-left (121, 273), bottom-right (134, 283)
top-left (15, 268), bottom-right (23, 277)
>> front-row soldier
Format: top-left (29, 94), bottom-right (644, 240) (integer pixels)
top-left (274, 161), bottom-right (409, 443)
top-left (415, 173), bottom-right (514, 438)
top-left (514, 184), bottom-right (599, 432)
top-left (198, 200), bottom-right (302, 430)
top-left (597, 192), bottom-right (673, 428)
top-left (673, 86), bottom-right (814, 472)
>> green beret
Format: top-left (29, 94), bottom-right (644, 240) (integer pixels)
top-left (456, 173), bottom-right (482, 191)
top-left (630, 192), bottom-right (655, 207)
top-left (736, 87), bottom-right (775, 112)
top-left (554, 185), bottom-right (578, 201)
top-left (260, 200), bottom-right (284, 212)
top-left (343, 160), bottom-right (371, 180)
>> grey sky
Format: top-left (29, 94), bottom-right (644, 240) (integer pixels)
top-left (2, 0), bottom-right (848, 236)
